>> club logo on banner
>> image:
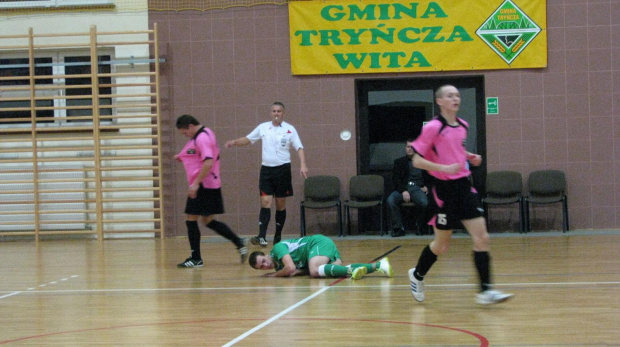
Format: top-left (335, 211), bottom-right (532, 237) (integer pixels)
top-left (476, 0), bottom-right (542, 64)
top-left (288, 0), bottom-right (547, 75)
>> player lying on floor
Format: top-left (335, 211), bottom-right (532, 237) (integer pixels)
top-left (248, 234), bottom-right (392, 279)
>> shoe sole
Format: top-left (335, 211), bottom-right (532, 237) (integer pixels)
top-left (177, 264), bottom-right (203, 268)
top-left (239, 247), bottom-right (248, 264)
top-left (351, 266), bottom-right (368, 280)
top-left (381, 257), bottom-right (394, 278)
top-left (477, 294), bottom-right (514, 305)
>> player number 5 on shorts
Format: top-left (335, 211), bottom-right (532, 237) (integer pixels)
top-left (437, 213), bottom-right (447, 226)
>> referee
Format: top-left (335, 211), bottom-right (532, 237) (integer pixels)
top-left (225, 102), bottom-right (308, 247)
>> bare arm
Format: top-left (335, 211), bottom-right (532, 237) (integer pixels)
top-left (297, 148), bottom-right (308, 178)
top-left (263, 254), bottom-right (299, 277)
top-left (225, 137), bottom-right (251, 148)
top-left (413, 153), bottom-right (461, 175)
top-left (466, 151), bottom-right (482, 167)
top-left (188, 158), bottom-right (213, 198)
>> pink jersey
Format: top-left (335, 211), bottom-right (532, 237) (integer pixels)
top-left (177, 127), bottom-right (222, 189)
top-left (412, 116), bottom-right (471, 181)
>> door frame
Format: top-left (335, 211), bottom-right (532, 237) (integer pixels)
top-left (354, 75), bottom-right (487, 193)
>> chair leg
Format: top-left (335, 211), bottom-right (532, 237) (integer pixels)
top-left (524, 199), bottom-right (530, 232)
top-left (379, 202), bottom-right (384, 236)
top-left (346, 206), bottom-right (351, 235)
top-left (300, 204), bottom-right (306, 237)
top-left (518, 199), bottom-right (524, 233)
top-left (562, 196), bottom-right (569, 232)
top-left (482, 202), bottom-right (490, 232)
top-left (337, 202), bottom-right (343, 237)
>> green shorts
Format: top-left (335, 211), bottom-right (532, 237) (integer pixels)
top-left (307, 235), bottom-right (341, 263)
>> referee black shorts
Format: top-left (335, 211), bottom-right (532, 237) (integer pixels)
top-left (259, 163), bottom-right (293, 198)
top-left (432, 177), bottom-right (483, 230)
top-left (185, 184), bottom-right (225, 216)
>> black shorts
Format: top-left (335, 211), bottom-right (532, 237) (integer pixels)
top-left (259, 163), bottom-right (293, 198)
top-left (431, 177), bottom-right (483, 230)
top-left (185, 185), bottom-right (225, 216)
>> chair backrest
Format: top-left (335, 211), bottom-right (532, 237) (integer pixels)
top-left (527, 170), bottom-right (566, 197)
top-left (486, 171), bottom-right (522, 197)
top-left (304, 175), bottom-right (340, 202)
top-left (349, 175), bottom-right (384, 201)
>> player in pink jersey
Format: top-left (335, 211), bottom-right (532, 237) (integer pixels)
top-left (408, 85), bottom-right (513, 305)
top-left (175, 115), bottom-right (247, 268)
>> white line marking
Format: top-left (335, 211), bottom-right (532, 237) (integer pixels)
top-left (1, 281), bottom-right (619, 295)
top-left (0, 275), bottom-right (80, 300)
top-left (222, 286), bottom-right (331, 347)
top-left (0, 292), bottom-right (21, 299)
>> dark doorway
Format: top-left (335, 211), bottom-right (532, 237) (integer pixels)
top-left (354, 76), bottom-right (487, 233)
top-left (368, 101), bottom-right (432, 172)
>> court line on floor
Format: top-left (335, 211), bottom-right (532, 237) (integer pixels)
top-left (221, 286), bottom-right (331, 347)
top-left (222, 245), bottom-right (403, 347)
top-left (0, 275), bottom-right (80, 300)
top-left (2, 280), bottom-right (619, 296)
top-left (0, 292), bottom-right (21, 299)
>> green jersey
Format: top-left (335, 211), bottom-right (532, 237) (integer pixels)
top-left (270, 234), bottom-right (341, 271)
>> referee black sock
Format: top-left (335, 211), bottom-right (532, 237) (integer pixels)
top-left (414, 245), bottom-right (437, 281)
top-left (258, 207), bottom-right (271, 238)
top-left (474, 251), bottom-right (491, 292)
top-left (207, 220), bottom-right (243, 248)
top-left (274, 209), bottom-right (286, 243)
top-left (186, 220), bottom-right (201, 260)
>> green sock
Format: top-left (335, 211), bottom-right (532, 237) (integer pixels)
top-left (350, 263), bottom-right (375, 274)
top-left (323, 264), bottom-right (351, 277)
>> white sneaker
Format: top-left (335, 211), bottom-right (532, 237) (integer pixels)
top-left (377, 257), bottom-right (393, 278)
top-left (408, 268), bottom-right (425, 302)
top-left (350, 266), bottom-right (368, 280)
top-left (476, 289), bottom-right (513, 305)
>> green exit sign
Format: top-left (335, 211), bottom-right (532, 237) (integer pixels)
top-left (486, 97), bottom-right (499, 115)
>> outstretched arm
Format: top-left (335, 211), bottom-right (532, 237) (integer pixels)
top-left (225, 137), bottom-right (251, 148)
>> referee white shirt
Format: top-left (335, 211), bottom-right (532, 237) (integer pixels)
top-left (246, 121), bottom-right (304, 167)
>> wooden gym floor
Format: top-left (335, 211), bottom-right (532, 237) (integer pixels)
top-left (1, 231), bottom-right (619, 346)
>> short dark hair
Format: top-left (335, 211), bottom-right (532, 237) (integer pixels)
top-left (435, 85), bottom-right (456, 99)
top-left (176, 114), bottom-right (199, 129)
top-left (248, 251), bottom-right (265, 269)
top-left (272, 101), bottom-right (285, 109)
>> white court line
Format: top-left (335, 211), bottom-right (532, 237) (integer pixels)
top-left (0, 292), bottom-right (21, 299)
top-left (1, 280), bottom-right (619, 295)
top-left (219, 280), bottom-right (620, 346)
top-left (0, 275), bottom-right (80, 299)
top-left (222, 286), bottom-right (331, 347)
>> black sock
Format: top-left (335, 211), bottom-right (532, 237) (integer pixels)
top-left (474, 251), bottom-right (491, 291)
top-left (274, 209), bottom-right (286, 241)
top-left (186, 220), bottom-right (201, 260)
top-left (258, 207), bottom-right (271, 238)
top-left (414, 245), bottom-right (437, 280)
top-left (207, 220), bottom-right (243, 248)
